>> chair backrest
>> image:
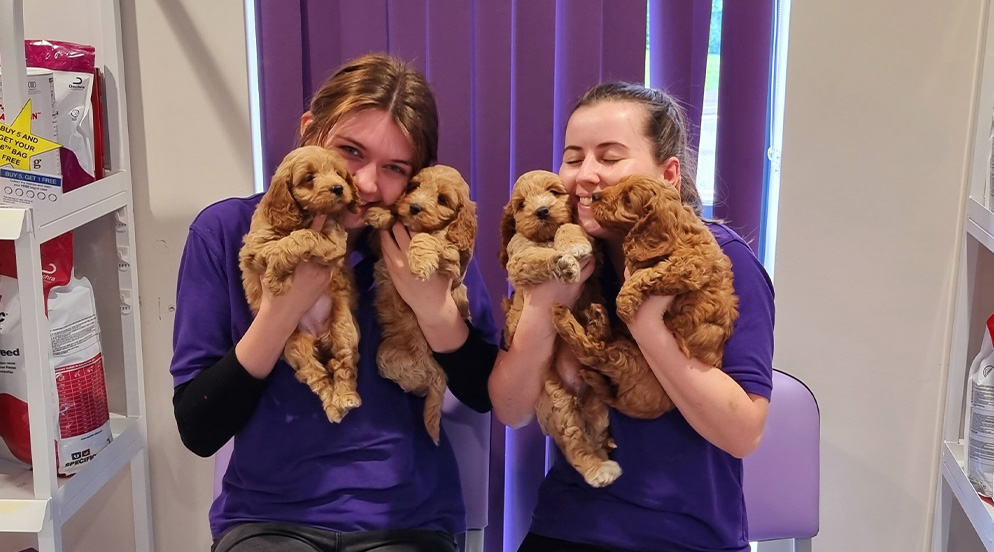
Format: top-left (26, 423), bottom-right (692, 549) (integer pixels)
top-left (212, 390), bottom-right (491, 533)
top-left (440, 389), bottom-right (492, 533)
top-left (743, 369), bottom-right (820, 542)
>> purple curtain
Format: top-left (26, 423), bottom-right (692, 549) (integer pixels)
top-left (647, 0), bottom-right (712, 155)
top-left (711, 1), bottom-right (775, 250)
top-left (255, 1), bottom-right (773, 550)
top-left (647, 0), bottom-right (775, 252)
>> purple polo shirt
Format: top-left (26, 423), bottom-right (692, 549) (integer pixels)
top-left (170, 194), bottom-right (499, 540)
top-left (529, 223), bottom-right (775, 552)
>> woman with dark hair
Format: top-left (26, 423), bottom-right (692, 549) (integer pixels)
top-left (490, 82), bottom-right (775, 552)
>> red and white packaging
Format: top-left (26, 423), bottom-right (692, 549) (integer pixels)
top-left (0, 40), bottom-right (102, 474)
top-left (0, 272), bottom-right (112, 474)
top-left (48, 273), bottom-right (112, 473)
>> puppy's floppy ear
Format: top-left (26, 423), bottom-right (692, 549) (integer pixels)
top-left (447, 188), bottom-right (477, 252)
top-left (343, 170), bottom-right (362, 214)
top-left (260, 150), bottom-right (304, 232)
top-left (624, 213), bottom-right (673, 263)
top-left (620, 175), bottom-right (682, 263)
top-left (498, 198), bottom-right (516, 267)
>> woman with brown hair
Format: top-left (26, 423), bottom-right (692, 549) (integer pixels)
top-left (490, 82), bottom-right (774, 552)
top-left (171, 53), bottom-right (499, 552)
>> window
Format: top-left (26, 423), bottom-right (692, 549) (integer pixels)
top-left (646, 0), bottom-right (723, 219)
top-left (646, 0), bottom-right (791, 274)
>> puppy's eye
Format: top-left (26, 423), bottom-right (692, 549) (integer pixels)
top-left (438, 194), bottom-right (448, 206)
top-left (304, 173), bottom-right (314, 183)
top-left (517, 200), bottom-right (525, 211)
top-left (623, 195), bottom-right (631, 207)
top-left (548, 189), bottom-right (564, 196)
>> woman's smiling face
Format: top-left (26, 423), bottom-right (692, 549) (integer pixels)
top-left (304, 108), bottom-right (415, 230)
top-left (559, 100), bottom-right (677, 239)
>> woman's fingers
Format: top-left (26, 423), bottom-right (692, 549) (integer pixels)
top-left (391, 222), bottom-right (412, 249)
top-left (309, 214), bottom-right (328, 231)
top-left (379, 228), bottom-right (407, 275)
top-left (579, 257), bottom-right (596, 282)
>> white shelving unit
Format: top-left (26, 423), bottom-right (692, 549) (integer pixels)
top-left (932, 0), bottom-right (994, 549)
top-left (0, 1), bottom-right (153, 550)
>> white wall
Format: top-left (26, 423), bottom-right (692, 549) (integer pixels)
top-left (124, 0), bottom-right (254, 550)
top-left (2, 1), bottom-right (253, 551)
top-left (775, 0), bottom-right (985, 550)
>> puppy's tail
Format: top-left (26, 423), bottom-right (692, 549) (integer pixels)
top-left (423, 370), bottom-right (447, 445)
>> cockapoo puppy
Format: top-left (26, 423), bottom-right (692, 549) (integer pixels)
top-left (366, 165), bottom-right (477, 444)
top-left (239, 146), bottom-right (362, 423)
top-left (573, 173), bottom-right (739, 369)
top-left (500, 170), bottom-right (622, 487)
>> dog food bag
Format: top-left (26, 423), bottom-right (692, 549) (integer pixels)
top-left (25, 39), bottom-right (96, 187)
top-left (967, 313), bottom-right (994, 496)
top-left (0, 272), bottom-right (112, 474)
top-left (0, 66), bottom-right (60, 181)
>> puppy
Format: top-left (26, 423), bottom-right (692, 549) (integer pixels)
top-left (551, 302), bottom-right (675, 419)
top-left (366, 165), bottom-right (477, 444)
top-left (500, 170), bottom-right (621, 487)
top-left (586, 173), bottom-right (738, 369)
top-left (239, 146), bottom-right (362, 423)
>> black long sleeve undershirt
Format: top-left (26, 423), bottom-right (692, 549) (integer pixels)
top-left (173, 324), bottom-right (498, 457)
top-left (433, 322), bottom-right (498, 413)
top-left (172, 348), bottom-right (268, 457)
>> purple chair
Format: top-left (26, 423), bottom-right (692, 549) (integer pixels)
top-left (744, 369), bottom-right (820, 551)
top-left (213, 391), bottom-right (490, 552)
top-left (501, 369), bottom-right (821, 552)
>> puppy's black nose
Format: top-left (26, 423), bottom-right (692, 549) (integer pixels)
top-left (409, 204), bottom-right (423, 215)
top-left (332, 184), bottom-right (344, 196)
top-left (536, 206), bottom-right (550, 219)
top-left (591, 192), bottom-right (601, 201)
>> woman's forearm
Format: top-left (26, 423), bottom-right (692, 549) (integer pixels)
top-left (417, 295), bottom-right (471, 353)
top-left (489, 310), bottom-right (557, 428)
top-left (630, 319), bottom-right (769, 458)
top-left (234, 304), bottom-right (299, 379)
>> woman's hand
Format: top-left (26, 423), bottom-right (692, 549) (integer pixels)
top-left (379, 222), bottom-right (468, 352)
top-left (259, 215), bottom-right (335, 321)
top-left (379, 223), bottom-right (454, 322)
top-left (622, 266), bottom-right (674, 338)
top-left (521, 257), bottom-right (596, 319)
top-left (626, 293), bottom-right (674, 338)
top-left (490, 257), bottom-right (595, 428)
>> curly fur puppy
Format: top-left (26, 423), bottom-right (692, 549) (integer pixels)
top-left (366, 165), bottom-right (477, 444)
top-left (239, 146), bottom-right (362, 423)
top-left (551, 302), bottom-right (674, 419)
top-left (500, 170), bottom-right (621, 488)
top-left (580, 173), bottom-right (738, 369)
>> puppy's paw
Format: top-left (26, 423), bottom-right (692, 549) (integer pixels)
top-left (408, 253), bottom-right (439, 281)
top-left (561, 240), bottom-right (593, 260)
top-left (263, 271), bottom-right (292, 297)
top-left (583, 460), bottom-right (622, 488)
top-left (323, 404), bottom-right (345, 423)
top-left (583, 303), bottom-right (610, 327)
top-left (333, 391), bottom-right (362, 413)
top-left (552, 254), bottom-right (581, 283)
top-left (615, 294), bottom-right (639, 324)
top-left (550, 304), bottom-right (582, 337)
top-left (364, 207), bottom-right (395, 229)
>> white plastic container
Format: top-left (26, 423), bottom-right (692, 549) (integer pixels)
top-left (967, 313), bottom-right (994, 495)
